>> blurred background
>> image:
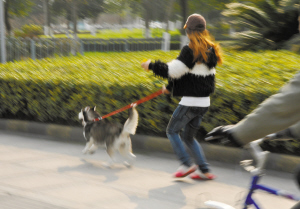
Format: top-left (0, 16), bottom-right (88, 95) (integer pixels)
top-left (0, 0), bottom-right (300, 155)
top-left (1, 0), bottom-right (300, 60)
top-left (2, 0), bottom-right (236, 39)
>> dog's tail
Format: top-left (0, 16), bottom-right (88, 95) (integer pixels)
top-left (122, 103), bottom-right (139, 135)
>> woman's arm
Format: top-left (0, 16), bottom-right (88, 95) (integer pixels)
top-left (149, 60), bottom-right (169, 78)
top-left (206, 71), bottom-right (300, 146)
top-left (232, 71), bottom-right (300, 144)
top-left (146, 45), bottom-right (193, 79)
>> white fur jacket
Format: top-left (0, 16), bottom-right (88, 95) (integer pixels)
top-left (149, 45), bottom-right (217, 97)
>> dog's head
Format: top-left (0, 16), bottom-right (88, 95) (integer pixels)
top-left (78, 106), bottom-right (101, 126)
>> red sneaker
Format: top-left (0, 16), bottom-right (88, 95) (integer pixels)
top-left (173, 165), bottom-right (197, 178)
top-left (190, 170), bottom-right (216, 180)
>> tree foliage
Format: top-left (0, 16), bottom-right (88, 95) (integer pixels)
top-left (223, 0), bottom-right (299, 50)
top-left (77, 0), bottom-right (104, 20)
top-left (51, 0), bottom-right (104, 21)
top-left (4, 0), bottom-right (35, 34)
top-left (188, 0), bottom-right (232, 15)
top-left (7, 0), bottom-right (34, 17)
top-left (103, 0), bottom-right (141, 24)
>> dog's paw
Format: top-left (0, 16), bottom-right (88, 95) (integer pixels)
top-left (123, 161), bottom-right (132, 168)
top-left (128, 153), bottom-right (136, 161)
top-left (102, 162), bottom-right (113, 169)
top-left (123, 153), bottom-right (136, 168)
top-left (82, 149), bottom-right (88, 154)
top-left (88, 150), bottom-right (96, 155)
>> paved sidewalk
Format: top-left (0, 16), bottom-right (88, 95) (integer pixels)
top-left (0, 131), bottom-right (299, 209)
top-left (1, 119), bottom-right (300, 173)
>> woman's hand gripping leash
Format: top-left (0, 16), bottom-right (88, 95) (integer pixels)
top-left (141, 59), bottom-right (170, 95)
top-left (141, 59), bottom-right (151, 72)
top-left (161, 84), bottom-right (170, 94)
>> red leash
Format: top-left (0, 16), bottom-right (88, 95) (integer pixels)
top-left (93, 89), bottom-right (163, 121)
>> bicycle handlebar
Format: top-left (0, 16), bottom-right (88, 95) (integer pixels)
top-left (242, 138), bottom-right (270, 175)
top-left (205, 132), bottom-right (271, 175)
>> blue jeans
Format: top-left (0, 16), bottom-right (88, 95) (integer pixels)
top-left (166, 105), bottom-right (209, 173)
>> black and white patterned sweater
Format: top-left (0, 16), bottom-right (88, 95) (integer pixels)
top-left (148, 45), bottom-right (217, 97)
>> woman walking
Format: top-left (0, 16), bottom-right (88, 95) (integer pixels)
top-left (141, 14), bottom-right (222, 179)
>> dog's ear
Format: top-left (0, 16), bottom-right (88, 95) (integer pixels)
top-left (94, 106), bottom-right (96, 111)
top-left (84, 106), bottom-right (90, 111)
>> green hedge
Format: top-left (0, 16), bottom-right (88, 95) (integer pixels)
top-left (39, 28), bottom-right (182, 40)
top-left (0, 49), bottom-right (300, 151)
top-left (14, 24), bottom-right (44, 38)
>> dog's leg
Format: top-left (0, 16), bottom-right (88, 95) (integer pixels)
top-left (82, 138), bottom-right (94, 154)
top-left (119, 135), bottom-right (136, 167)
top-left (126, 137), bottom-right (136, 163)
top-left (106, 145), bottom-right (117, 166)
top-left (88, 144), bottom-right (98, 154)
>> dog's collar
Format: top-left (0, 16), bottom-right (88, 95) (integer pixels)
top-left (93, 117), bottom-right (102, 122)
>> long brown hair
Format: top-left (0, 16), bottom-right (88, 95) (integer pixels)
top-left (187, 29), bottom-right (223, 65)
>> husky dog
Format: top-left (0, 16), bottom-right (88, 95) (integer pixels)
top-left (78, 104), bottom-right (138, 166)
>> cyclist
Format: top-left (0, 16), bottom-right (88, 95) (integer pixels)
top-left (205, 71), bottom-right (300, 209)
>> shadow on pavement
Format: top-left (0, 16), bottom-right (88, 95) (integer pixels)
top-left (57, 158), bottom-right (130, 183)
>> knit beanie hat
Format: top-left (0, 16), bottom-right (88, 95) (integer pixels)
top-left (184, 14), bottom-right (206, 33)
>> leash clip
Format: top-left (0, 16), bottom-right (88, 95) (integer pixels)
top-left (93, 117), bottom-right (102, 122)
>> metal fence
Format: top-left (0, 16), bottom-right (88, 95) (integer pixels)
top-left (0, 37), bottom-right (181, 62)
top-left (81, 38), bottom-right (164, 52)
top-left (0, 37), bottom-right (82, 62)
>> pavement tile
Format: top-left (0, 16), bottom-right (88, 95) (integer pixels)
top-left (0, 163), bottom-right (37, 178)
top-left (41, 183), bottom-right (137, 208)
top-left (0, 173), bottom-right (74, 190)
top-left (0, 192), bottom-right (67, 209)
top-left (0, 148), bottom-right (54, 163)
top-left (21, 156), bottom-right (84, 171)
top-left (0, 131), bottom-right (298, 209)
top-left (0, 144), bottom-right (22, 153)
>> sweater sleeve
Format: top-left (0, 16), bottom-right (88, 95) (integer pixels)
top-left (148, 45), bottom-right (191, 79)
top-left (148, 63), bottom-right (173, 92)
top-left (148, 60), bottom-right (169, 79)
top-left (166, 79), bottom-right (173, 92)
top-left (231, 71), bottom-right (300, 144)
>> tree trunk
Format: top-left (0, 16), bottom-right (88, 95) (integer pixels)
top-left (72, 0), bottom-right (78, 35)
top-left (143, 0), bottom-right (151, 38)
top-left (164, 0), bottom-right (176, 32)
top-left (43, 0), bottom-right (51, 36)
top-left (4, 0), bottom-right (11, 35)
top-left (119, 15), bottom-right (122, 25)
top-left (67, 19), bottom-right (70, 30)
top-left (298, 5), bottom-right (300, 33)
top-left (298, 15), bottom-right (300, 33)
top-left (180, 0), bottom-right (187, 35)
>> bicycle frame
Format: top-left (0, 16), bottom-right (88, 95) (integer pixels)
top-left (243, 174), bottom-right (300, 209)
top-left (205, 138), bottom-right (300, 209)
top-left (242, 138), bottom-right (300, 209)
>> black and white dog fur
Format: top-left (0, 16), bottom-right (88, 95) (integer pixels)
top-left (78, 104), bottom-right (138, 166)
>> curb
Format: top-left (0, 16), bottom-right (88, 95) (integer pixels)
top-left (0, 119), bottom-right (299, 173)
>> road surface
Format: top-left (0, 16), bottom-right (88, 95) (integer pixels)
top-left (0, 131), bottom-right (298, 209)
